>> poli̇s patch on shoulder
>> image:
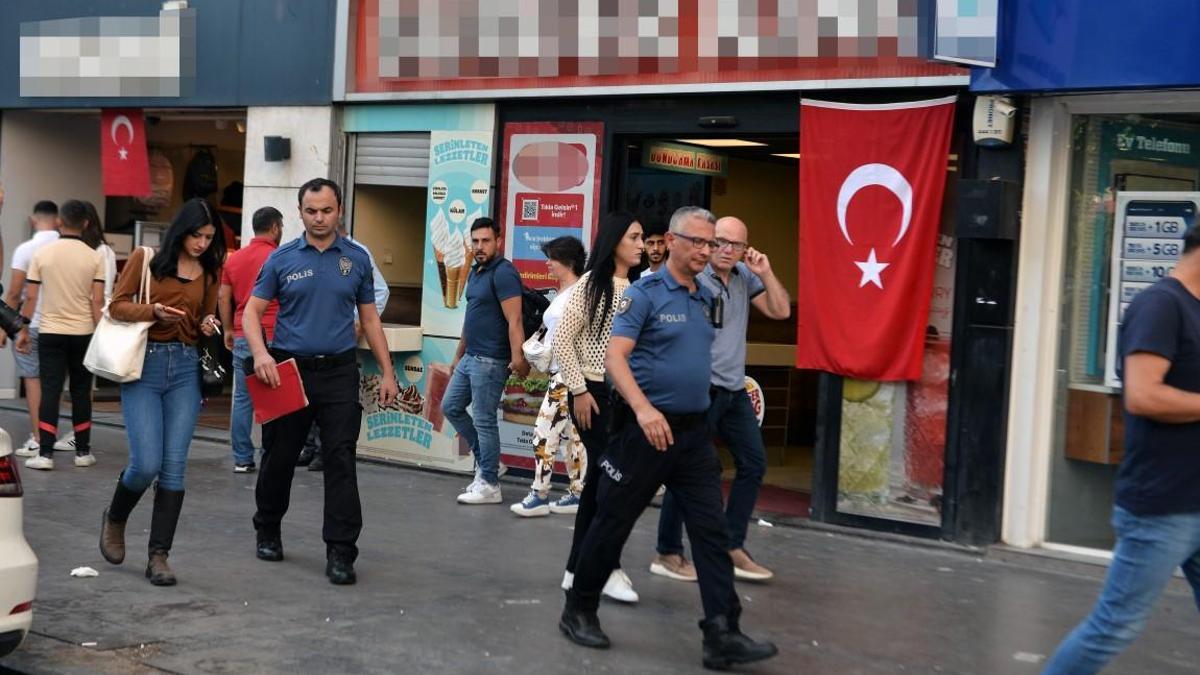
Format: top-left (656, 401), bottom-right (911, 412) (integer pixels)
top-left (616, 296), bottom-right (632, 314)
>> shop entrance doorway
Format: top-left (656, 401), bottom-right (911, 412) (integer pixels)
top-left (614, 134), bottom-right (814, 520)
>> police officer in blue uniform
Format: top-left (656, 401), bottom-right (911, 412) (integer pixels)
top-left (559, 207), bottom-right (777, 670)
top-left (242, 178), bottom-right (399, 585)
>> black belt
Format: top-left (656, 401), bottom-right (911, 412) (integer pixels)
top-left (270, 349), bottom-right (356, 371)
top-left (662, 412), bottom-right (706, 430)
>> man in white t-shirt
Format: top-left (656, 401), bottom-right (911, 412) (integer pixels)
top-left (5, 201), bottom-right (60, 456)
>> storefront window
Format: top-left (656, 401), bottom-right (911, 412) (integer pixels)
top-left (836, 187), bottom-right (957, 528)
top-left (1050, 114), bottom-right (1200, 549)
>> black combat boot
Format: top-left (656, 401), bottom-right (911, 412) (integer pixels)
top-left (145, 487), bottom-right (185, 586)
top-left (559, 589), bottom-right (610, 649)
top-left (700, 613), bottom-right (778, 670)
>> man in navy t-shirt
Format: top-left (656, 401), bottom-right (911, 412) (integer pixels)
top-left (1046, 225), bottom-right (1200, 673)
top-left (444, 217), bottom-right (528, 505)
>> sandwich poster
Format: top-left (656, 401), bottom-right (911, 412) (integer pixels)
top-left (498, 121), bottom-right (604, 289)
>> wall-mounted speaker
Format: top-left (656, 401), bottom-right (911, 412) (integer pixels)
top-left (264, 136), bottom-right (291, 162)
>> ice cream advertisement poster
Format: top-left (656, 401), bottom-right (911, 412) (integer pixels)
top-left (422, 130), bottom-right (494, 339)
top-left (356, 337), bottom-right (475, 473)
top-left (499, 121), bottom-right (604, 290)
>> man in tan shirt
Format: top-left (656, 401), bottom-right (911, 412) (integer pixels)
top-left (15, 199), bottom-right (104, 470)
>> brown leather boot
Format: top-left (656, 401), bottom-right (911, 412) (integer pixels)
top-left (145, 552), bottom-right (175, 586)
top-left (99, 475), bottom-right (145, 565)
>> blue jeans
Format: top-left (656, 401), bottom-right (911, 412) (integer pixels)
top-left (118, 343), bottom-right (202, 492)
top-left (442, 354), bottom-right (509, 485)
top-left (657, 387), bottom-right (766, 555)
top-left (230, 337), bottom-right (257, 465)
top-left (1044, 506), bottom-right (1200, 674)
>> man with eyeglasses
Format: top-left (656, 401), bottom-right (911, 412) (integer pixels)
top-left (560, 206), bottom-right (777, 670)
top-left (652, 216), bottom-right (791, 584)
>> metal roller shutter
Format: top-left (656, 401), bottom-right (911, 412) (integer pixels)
top-left (353, 133), bottom-right (430, 187)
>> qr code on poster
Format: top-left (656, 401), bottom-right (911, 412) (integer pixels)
top-left (521, 199), bottom-right (539, 220)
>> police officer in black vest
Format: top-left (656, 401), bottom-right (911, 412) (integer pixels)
top-left (559, 206), bottom-right (777, 670)
top-left (243, 178), bottom-right (399, 585)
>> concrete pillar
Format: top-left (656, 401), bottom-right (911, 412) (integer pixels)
top-left (241, 106), bottom-right (337, 243)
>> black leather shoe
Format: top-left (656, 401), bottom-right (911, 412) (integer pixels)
top-left (256, 539), bottom-right (284, 562)
top-left (326, 556), bottom-right (356, 585)
top-left (700, 615), bottom-right (778, 670)
top-left (307, 454), bottom-right (325, 472)
top-left (559, 590), bottom-right (610, 649)
top-left (296, 448), bottom-right (314, 467)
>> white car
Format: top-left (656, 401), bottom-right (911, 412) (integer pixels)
top-left (0, 428), bottom-right (37, 658)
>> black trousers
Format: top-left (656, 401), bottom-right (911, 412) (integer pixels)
top-left (565, 379), bottom-right (613, 574)
top-left (37, 332), bottom-right (93, 456)
top-left (253, 355), bottom-right (362, 560)
top-left (572, 408), bottom-right (739, 621)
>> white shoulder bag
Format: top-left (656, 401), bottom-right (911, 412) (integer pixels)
top-left (84, 246), bottom-right (155, 383)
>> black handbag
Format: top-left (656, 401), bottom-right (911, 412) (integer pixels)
top-left (197, 275), bottom-right (227, 397)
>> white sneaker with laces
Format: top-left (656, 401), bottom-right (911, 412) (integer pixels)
top-left (25, 455), bottom-right (54, 471)
top-left (15, 435), bottom-right (39, 458)
top-left (561, 570), bottom-right (574, 591)
top-left (456, 481), bottom-right (502, 505)
top-left (602, 568), bottom-right (639, 604)
top-left (54, 433), bottom-right (77, 452)
top-left (73, 453), bottom-right (97, 467)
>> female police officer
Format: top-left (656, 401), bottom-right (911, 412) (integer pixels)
top-left (558, 206), bottom-right (777, 670)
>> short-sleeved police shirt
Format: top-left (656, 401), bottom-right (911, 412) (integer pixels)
top-left (699, 262), bottom-right (765, 390)
top-left (610, 270), bottom-right (715, 415)
top-left (463, 256), bottom-right (522, 359)
top-left (252, 234), bottom-right (374, 356)
top-left (1116, 277), bottom-right (1200, 516)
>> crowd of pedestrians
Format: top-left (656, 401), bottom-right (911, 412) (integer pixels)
top-left (10, 173), bottom-right (1193, 672)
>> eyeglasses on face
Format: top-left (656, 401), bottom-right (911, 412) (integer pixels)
top-left (714, 238), bottom-right (748, 253)
top-left (670, 232), bottom-right (719, 251)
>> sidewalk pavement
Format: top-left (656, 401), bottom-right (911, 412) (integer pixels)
top-left (1, 406), bottom-right (1198, 674)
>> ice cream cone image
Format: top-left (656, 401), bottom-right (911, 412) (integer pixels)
top-left (435, 252), bottom-right (447, 303)
top-left (445, 265), bottom-right (463, 308)
top-left (430, 208), bottom-right (453, 306)
top-left (458, 230), bottom-right (472, 302)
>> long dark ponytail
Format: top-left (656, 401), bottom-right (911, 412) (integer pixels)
top-left (583, 211), bottom-right (641, 334)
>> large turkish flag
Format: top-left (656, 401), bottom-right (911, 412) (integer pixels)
top-left (100, 109), bottom-right (150, 197)
top-left (796, 97), bottom-right (955, 381)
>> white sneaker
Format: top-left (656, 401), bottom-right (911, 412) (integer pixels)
top-left (54, 433), bottom-right (76, 452)
top-left (73, 453), bottom-right (97, 467)
top-left (456, 481), bottom-right (502, 505)
top-left (15, 435), bottom-right (39, 457)
top-left (561, 570), bottom-right (574, 591)
top-left (602, 569), bottom-right (639, 603)
top-left (24, 455), bottom-right (54, 471)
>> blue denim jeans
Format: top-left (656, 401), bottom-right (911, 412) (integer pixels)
top-left (230, 337), bottom-right (257, 465)
top-left (118, 342), bottom-right (202, 492)
top-left (657, 387), bottom-right (766, 555)
top-left (442, 354), bottom-right (509, 484)
top-left (1043, 506), bottom-right (1200, 674)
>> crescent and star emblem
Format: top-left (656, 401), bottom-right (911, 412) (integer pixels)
top-left (110, 115), bottom-right (135, 161)
top-left (835, 163), bottom-right (914, 289)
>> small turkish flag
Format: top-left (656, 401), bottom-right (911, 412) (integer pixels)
top-left (796, 97), bottom-right (955, 381)
top-left (100, 109), bottom-right (150, 196)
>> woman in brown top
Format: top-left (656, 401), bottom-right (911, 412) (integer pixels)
top-left (98, 198), bottom-right (225, 586)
